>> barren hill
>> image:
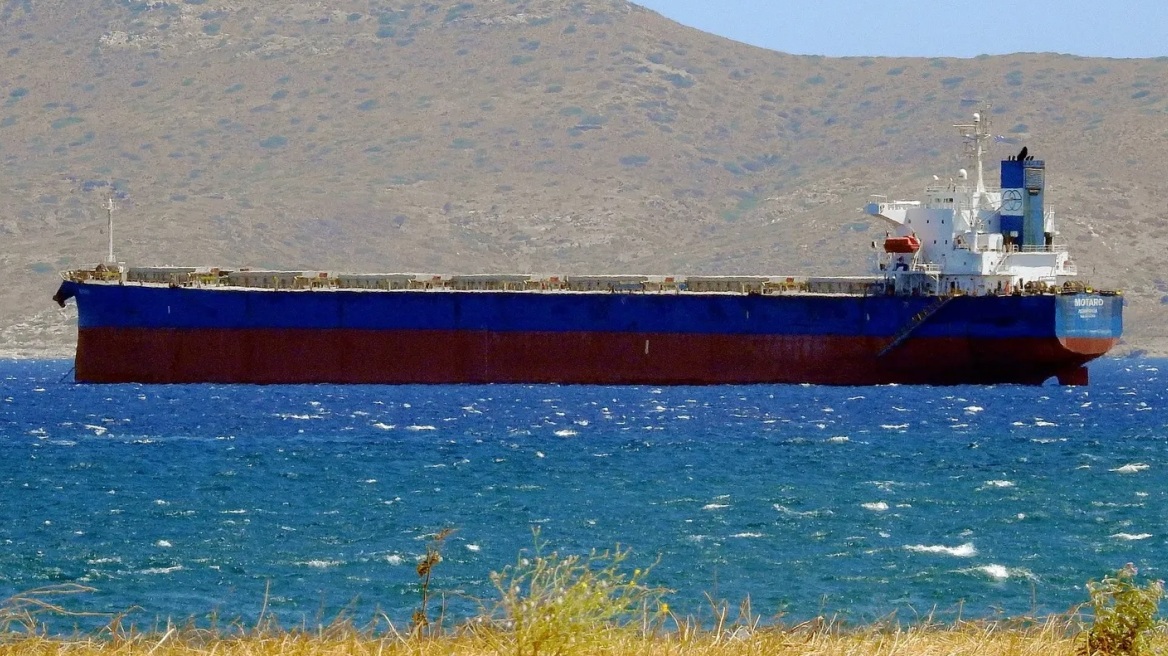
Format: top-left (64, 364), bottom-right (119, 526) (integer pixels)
top-left (2, 0), bottom-right (1166, 356)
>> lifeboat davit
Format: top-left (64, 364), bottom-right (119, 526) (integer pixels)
top-left (883, 235), bottom-right (921, 254)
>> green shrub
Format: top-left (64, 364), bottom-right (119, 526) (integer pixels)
top-left (1084, 563), bottom-right (1164, 656)
top-left (481, 530), bottom-right (666, 656)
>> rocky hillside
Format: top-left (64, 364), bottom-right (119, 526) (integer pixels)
top-left (2, 0), bottom-right (1166, 356)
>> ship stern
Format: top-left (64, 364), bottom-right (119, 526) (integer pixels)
top-left (1053, 292), bottom-right (1123, 383)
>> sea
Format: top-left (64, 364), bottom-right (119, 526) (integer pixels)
top-left (2, 357), bottom-right (1166, 631)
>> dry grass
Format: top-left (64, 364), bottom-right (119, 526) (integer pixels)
top-left (3, 559), bottom-right (1163, 656)
top-left (0, 615), bottom-right (1133, 656)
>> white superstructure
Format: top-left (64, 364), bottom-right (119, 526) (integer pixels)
top-left (866, 109), bottom-right (1076, 297)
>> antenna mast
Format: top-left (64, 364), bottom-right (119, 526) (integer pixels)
top-left (953, 104), bottom-right (992, 196)
top-left (105, 194), bottom-right (116, 264)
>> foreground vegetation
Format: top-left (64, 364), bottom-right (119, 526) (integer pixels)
top-left (2, 535), bottom-right (1164, 656)
top-left (0, 618), bottom-right (1120, 656)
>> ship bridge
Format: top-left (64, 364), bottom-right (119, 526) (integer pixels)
top-left (865, 110), bottom-right (1076, 297)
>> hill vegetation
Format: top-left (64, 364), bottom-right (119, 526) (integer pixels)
top-left (1, 0), bottom-right (1166, 355)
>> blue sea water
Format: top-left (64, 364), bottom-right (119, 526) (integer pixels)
top-left (2, 357), bottom-right (1167, 630)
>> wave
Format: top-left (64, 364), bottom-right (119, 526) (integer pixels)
top-left (903, 542), bottom-right (977, 557)
top-left (861, 501), bottom-right (889, 512)
top-left (773, 504), bottom-right (832, 518)
top-left (296, 560), bottom-right (343, 568)
top-left (1110, 533), bottom-right (1153, 541)
top-left (140, 565), bottom-right (184, 575)
top-left (976, 564), bottom-right (1010, 580)
top-left (1111, 463), bottom-right (1150, 474)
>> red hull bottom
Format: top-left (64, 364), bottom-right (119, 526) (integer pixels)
top-left (74, 328), bottom-right (1116, 386)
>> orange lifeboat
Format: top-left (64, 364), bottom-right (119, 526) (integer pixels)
top-left (883, 235), bottom-right (921, 254)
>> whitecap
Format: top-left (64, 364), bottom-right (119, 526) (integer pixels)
top-left (1111, 463), bottom-right (1150, 474)
top-left (86, 557), bottom-right (122, 565)
top-left (297, 560), bottom-right (342, 568)
top-left (881, 424), bottom-right (908, 430)
top-left (978, 564), bottom-right (1010, 580)
top-left (385, 554), bottom-right (403, 565)
top-left (221, 509), bottom-right (247, 514)
top-left (730, 532), bottom-right (764, 539)
top-left (861, 501), bottom-right (889, 512)
top-left (1111, 533), bottom-right (1153, 541)
top-left (372, 422), bottom-right (394, 430)
top-left (83, 424), bottom-right (108, 436)
top-left (406, 425), bottom-right (436, 431)
top-left (140, 565), bottom-right (183, 575)
top-left (826, 436), bottom-right (849, 444)
top-left (156, 540), bottom-right (173, 548)
top-left (964, 406), bottom-right (983, 414)
top-left (1034, 419), bottom-right (1057, 427)
top-left (903, 542), bottom-right (977, 557)
top-left (466, 544), bottom-right (481, 552)
top-left (702, 503), bottom-right (729, 510)
top-left (984, 480), bottom-right (1015, 488)
top-left (774, 504), bottom-right (832, 518)
top-left (554, 429), bottom-right (577, 437)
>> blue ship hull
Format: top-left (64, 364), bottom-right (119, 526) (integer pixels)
top-left (54, 281), bottom-right (1122, 385)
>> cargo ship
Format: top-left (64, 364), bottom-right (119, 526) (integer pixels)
top-left (53, 112), bottom-right (1121, 385)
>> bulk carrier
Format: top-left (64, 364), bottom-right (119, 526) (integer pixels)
top-left (53, 113), bottom-right (1121, 385)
